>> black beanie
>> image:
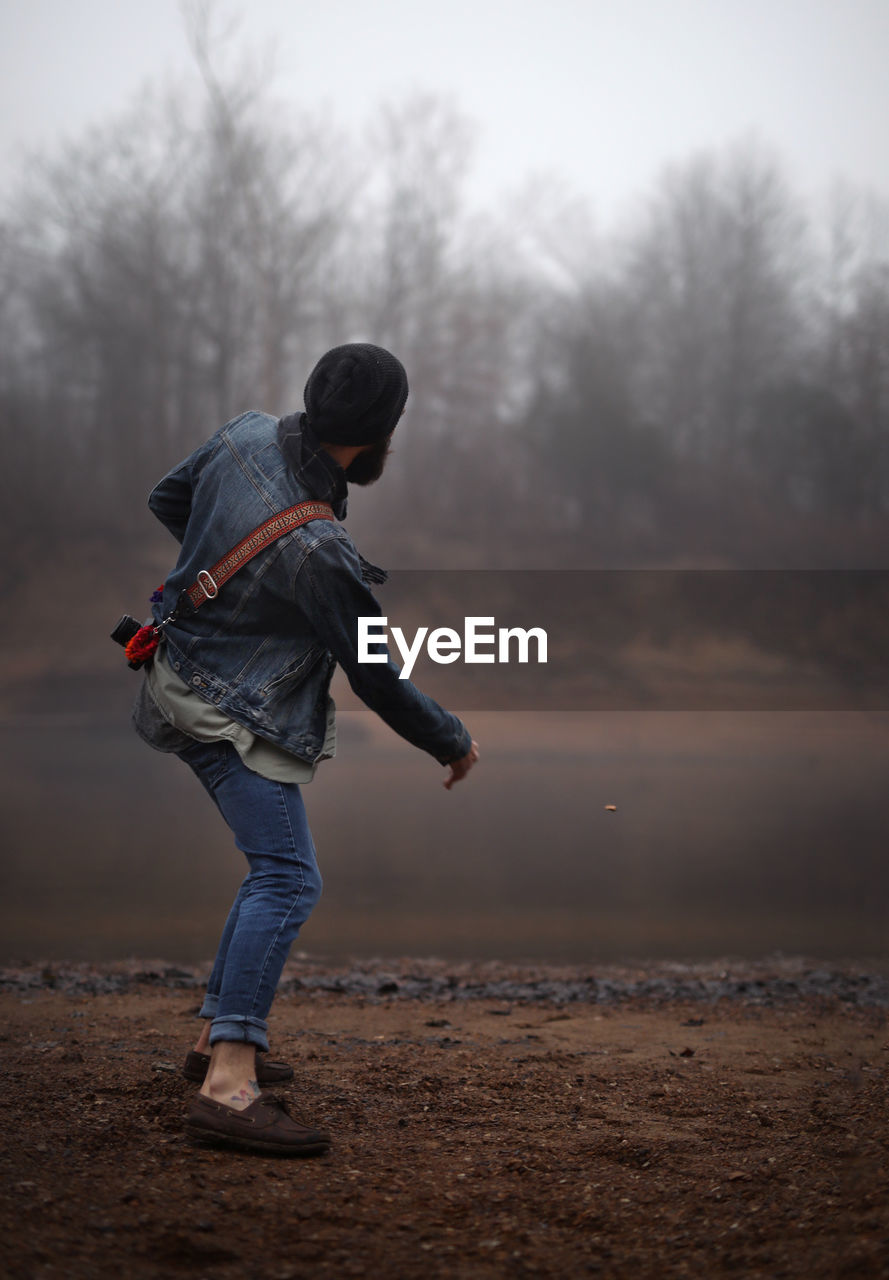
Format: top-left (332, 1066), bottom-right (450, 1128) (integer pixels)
top-left (304, 343), bottom-right (409, 446)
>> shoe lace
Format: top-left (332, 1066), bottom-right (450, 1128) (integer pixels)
top-left (260, 1092), bottom-right (320, 1130)
top-left (260, 1092), bottom-right (291, 1116)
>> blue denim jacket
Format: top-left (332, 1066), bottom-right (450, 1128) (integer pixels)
top-left (146, 410), bottom-right (471, 766)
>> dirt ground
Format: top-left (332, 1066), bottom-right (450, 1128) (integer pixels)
top-left (1, 960), bottom-right (887, 1280)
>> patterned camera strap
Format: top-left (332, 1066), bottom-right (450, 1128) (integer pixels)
top-left (183, 500), bottom-right (335, 611)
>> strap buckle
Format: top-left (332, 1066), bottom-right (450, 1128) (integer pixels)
top-left (196, 569), bottom-right (219, 601)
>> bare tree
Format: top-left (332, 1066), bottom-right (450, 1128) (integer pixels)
top-left (626, 142), bottom-right (805, 464)
top-left (0, 15), bottom-right (353, 544)
top-left (827, 192), bottom-right (889, 512)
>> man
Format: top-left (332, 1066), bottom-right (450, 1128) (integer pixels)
top-left (133, 344), bottom-right (479, 1156)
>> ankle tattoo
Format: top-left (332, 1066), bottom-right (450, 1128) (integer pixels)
top-left (229, 1078), bottom-right (261, 1107)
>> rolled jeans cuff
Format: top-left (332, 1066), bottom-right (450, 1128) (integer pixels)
top-left (207, 1014), bottom-right (270, 1054)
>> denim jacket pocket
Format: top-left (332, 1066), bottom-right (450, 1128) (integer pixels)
top-left (261, 648), bottom-right (324, 697)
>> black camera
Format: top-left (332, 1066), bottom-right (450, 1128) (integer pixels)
top-left (111, 614), bottom-right (148, 669)
top-left (111, 614), bottom-right (141, 646)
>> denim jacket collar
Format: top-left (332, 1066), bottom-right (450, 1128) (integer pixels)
top-left (277, 412), bottom-right (348, 520)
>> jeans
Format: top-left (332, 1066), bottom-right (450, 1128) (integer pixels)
top-left (177, 739), bottom-right (323, 1052)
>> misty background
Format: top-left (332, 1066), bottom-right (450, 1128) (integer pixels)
top-left (1, 2), bottom-right (887, 965)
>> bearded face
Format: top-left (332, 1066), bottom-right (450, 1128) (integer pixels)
top-left (344, 434), bottom-right (393, 486)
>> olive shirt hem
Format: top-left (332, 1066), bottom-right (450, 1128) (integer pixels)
top-left (133, 642), bottom-right (335, 784)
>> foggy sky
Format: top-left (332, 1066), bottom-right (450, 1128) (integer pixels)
top-left (2, 0), bottom-right (888, 224)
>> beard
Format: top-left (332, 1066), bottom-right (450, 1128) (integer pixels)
top-left (344, 435), bottom-right (392, 486)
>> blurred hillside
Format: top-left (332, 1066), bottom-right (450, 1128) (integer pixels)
top-left (1, 35), bottom-right (888, 581)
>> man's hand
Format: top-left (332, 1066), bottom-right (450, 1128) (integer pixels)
top-left (443, 741), bottom-right (479, 790)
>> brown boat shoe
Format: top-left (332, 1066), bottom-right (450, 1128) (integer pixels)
top-left (185, 1091), bottom-right (331, 1157)
top-left (182, 1050), bottom-right (294, 1086)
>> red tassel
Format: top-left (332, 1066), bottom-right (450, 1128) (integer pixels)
top-left (125, 625), bottom-right (160, 664)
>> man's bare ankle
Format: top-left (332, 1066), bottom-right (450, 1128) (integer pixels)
top-left (193, 1024), bottom-right (212, 1055)
top-left (201, 1073), bottom-right (262, 1109)
top-left (199, 1042), bottom-right (260, 1109)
